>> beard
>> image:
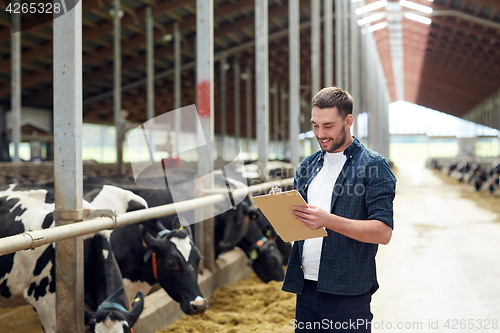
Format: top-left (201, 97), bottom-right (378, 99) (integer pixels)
top-left (316, 128), bottom-right (347, 153)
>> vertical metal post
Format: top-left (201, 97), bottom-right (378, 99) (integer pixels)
top-left (280, 85), bottom-right (287, 159)
top-left (272, 81), bottom-right (279, 158)
top-left (234, 58), bottom-right (241, 149)
top-left (311, 0), bottom-right (320, 95)
top-left (360, 27), bottom-right (368, 133)
top-left (11, 6), bottom-right (21, 164)
top-left (324, 0), bottom-right (333, 87)
top-left (196, 0), bottom-right (215, 273)
top-left (364, 31), bottom-right (375, 150)
top-left (335, 0), bottom-right (343, 88)
top-left (53, 1), bottom-right (84, 331)
top-left (343, 0), bottom-right (350, 91)
top-left (174, 22), bottom-right (182, 153)
top-left (146, 7), bottom-right (156, 157)
top-left (289, 0), bottom-right (300, 169)
top-left (255, 0), bottom-right (269, 176)
top-left (245, 64), bottom-right (252, 158)
top-left (350, 0), bottom-right (359, 136)
top-left (113, 0), bottom-right (123, 174)
top-left (219, 55), bottom-right (227, 157)
top-left (146, 7), bottom-right (154, 122)
top-left (311, 0), bottom-right (321, 153)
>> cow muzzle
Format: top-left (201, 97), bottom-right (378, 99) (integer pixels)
top-left (190, 296), bottom-right (208, 314)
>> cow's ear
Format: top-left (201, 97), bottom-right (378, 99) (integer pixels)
top-left (125, 291), bottom-right (144, 327)
top-left (84, 311), bottom-right (93, 326)
top-left (139, 224), bottom-right (161, 250)
top-left (173, 216), bottom-right (193, 238)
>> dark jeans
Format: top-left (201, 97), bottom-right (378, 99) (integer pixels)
top-left (294, 280), bottom-right (373, 332)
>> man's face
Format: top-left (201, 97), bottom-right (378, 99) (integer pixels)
top-left (311, 106), bottom-right (351, 153)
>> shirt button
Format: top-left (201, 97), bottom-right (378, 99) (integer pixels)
top-left (350, 156), bottom-right (352, 158)
top-left (316, 168), bottom-right (319, 171)
top-left (305, 184), bottom-right (308, 188)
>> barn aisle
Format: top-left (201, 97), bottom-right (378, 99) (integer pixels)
top-left (372, 164), bottom-right (500, 333)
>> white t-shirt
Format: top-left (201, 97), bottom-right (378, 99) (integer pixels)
top-left (302, 151), bottom-right (347, 281)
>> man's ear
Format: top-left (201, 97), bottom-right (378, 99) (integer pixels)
top-left (345, 114), bottom-right (354, 129)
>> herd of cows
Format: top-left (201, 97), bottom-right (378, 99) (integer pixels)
top-left (427, 157), bottom-right (500, 195)
top-left (0, 163), bottom-right (293, 333)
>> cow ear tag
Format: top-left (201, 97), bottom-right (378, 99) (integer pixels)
top-left (179, 226), bottom-right (183, 230)
top-left (134, 297), bottom-right (140, 303)
top-left (249, 249), bottom-right (258, 260)
top-left (266, 229), bottom-right (272, 238)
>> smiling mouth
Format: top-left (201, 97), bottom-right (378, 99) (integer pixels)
top-left (319, 139), bottom-right (331, 144)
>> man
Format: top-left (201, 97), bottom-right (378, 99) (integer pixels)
top-left (282, 87), bottom-right (396, 332)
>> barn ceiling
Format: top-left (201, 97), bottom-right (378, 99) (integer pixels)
top-left (0, 0), bottom-right (499, 138)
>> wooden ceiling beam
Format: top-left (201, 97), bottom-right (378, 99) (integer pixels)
top-left (0, 0), bottom-right (188, 76)
top-left (425, 29), bottom-right (500, 61)
top-left (429, 18), bottom-right (500, 49)
top-left (418, 60), bottom-right (500, 87)
top-left (424, 37), bottom-right (500, 72)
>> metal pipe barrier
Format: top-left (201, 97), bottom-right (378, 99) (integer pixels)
top-left (0, 177), bottom-right (294, 256)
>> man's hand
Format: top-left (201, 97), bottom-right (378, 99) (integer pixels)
top-left (290, 205), bottom-right (331, 230)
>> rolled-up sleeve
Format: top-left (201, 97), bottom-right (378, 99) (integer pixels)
top-left (364, 157), bottom-right (397, 229)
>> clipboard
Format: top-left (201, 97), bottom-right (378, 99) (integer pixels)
top-left (252, 190), bottom-right (328, 242)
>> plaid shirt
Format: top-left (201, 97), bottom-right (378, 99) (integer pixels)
top-left (282, 137), bottom-right (396, 296)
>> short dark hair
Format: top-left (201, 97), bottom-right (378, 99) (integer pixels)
top-left (311, 87), bottom-right (353, 119)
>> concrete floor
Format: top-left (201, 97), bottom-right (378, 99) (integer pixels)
top-left (372, 164), bottom-right (500, 333)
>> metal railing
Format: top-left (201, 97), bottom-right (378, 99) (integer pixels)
top-left (0, 178), bottom-right (294, 257)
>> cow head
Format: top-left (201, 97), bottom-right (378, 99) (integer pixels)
top-left (247, 237), bottom-right (284, 283)
top-left (85, 291), bottom-right (144, 333)
top-left (215, 199), bottom-right (250, 254)
top-left (139, 221), bottom-right (208, 315)
top-left (247, 208), bottom-right (292, 265)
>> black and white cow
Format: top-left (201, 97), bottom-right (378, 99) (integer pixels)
top-left (237, 218), bottom-right (284, 283)
top-left (84, 184), bottom-right (208, 314)
top-left (84, 233), bottom-right (144, 332)
top-left (0, 184), bottom-right (144, 333)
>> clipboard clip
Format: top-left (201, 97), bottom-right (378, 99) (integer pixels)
top-left (269, 185), bottom-right (282, 195)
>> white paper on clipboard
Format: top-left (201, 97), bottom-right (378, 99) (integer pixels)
top-left (252, 190), bottom-right (328, 242)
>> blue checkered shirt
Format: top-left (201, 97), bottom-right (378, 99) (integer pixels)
top-left (282, 137), bottom-right (396, 296)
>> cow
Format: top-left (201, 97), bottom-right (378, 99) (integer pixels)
top-left (450, 161), bottom-right (471, 181)
top-left (0, 184), bottom-right (144, 333)
top-left (84, 233), bottom-right (144, 332)
top-left (237, 218), bottom-right (284, 283)
top-left (474, 170), bottom-right (489, 191)
top-left (84, 184), bottom-right (208, 314)
top-left (247, 207), bottom-right (292, 265)
top-left (462, 163), bottom-right (482, 184)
